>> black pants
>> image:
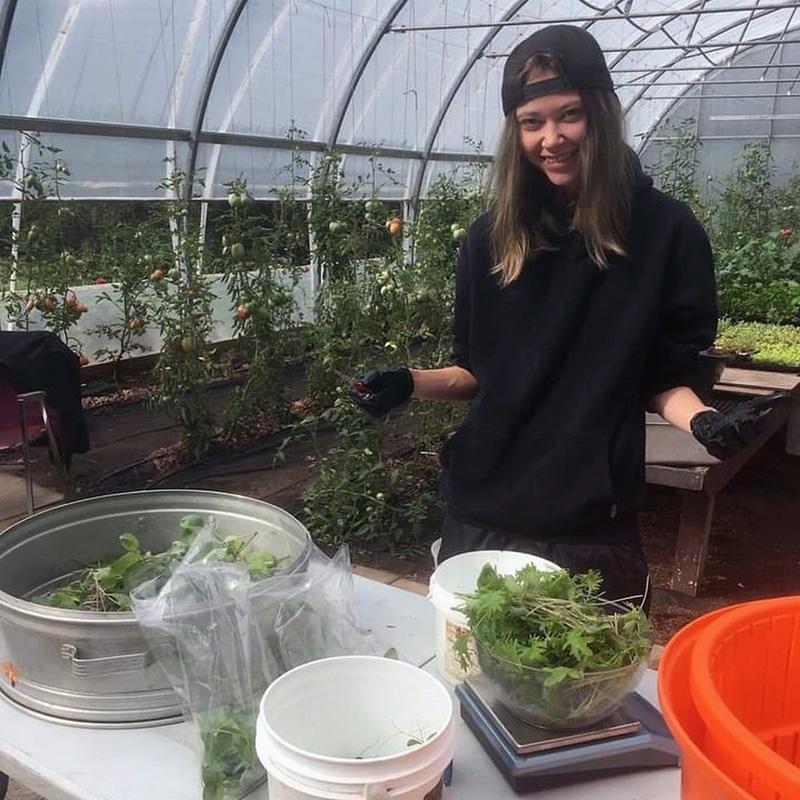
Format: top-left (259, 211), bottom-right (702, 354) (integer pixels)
top-left (438, 513), bottom-right (651, 613)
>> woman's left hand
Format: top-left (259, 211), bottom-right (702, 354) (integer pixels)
top-left (690, 391), bottom-right (792, 459)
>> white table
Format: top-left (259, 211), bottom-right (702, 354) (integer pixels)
top-left (0, 577), bottom-right (680, 800)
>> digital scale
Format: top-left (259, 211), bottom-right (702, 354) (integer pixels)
top-left (455, 673), bottom-right (680, 792)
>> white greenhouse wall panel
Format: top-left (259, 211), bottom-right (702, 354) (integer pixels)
top-left (0, 134), bottom-right (191, 200)
top-left (196, 142), bottom-right (314, 201)
top-left (0, 268), bottom-right (315, 366)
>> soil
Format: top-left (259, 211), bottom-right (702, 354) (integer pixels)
top-left (8, 375), bottom-right (800, 647)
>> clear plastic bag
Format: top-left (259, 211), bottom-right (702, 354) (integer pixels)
top-left (131, 519), bottom-right (387, 800)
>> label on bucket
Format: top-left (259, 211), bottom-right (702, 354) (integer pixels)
top-left (445, 620), bottom-right (478, 680)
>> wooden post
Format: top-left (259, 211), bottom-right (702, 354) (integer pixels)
top-left (670, 490), bottom-right (716, 596)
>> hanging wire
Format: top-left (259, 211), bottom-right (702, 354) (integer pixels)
top-left (411, 2), bottom-right (418, 149)
top-left (107, 0), bottom-right (125, 123)
top-left (33, 2), bottom-right (47, 116)
top-left (271, 0), bottom-right (277, 130)
top-left (480, 1), bottom-right (492, 151)
top-left (289, 0), bottom-right (295, 123)
top-left (245, 0), bottom-right (255, 186)
top-left (321, 2), bottom-right (327, 135)
top-left (107, 0), bottom-right (134, 200)
top-left (402, 8), bottom-right (411, 147)
top-left (391, 5), bottom-right (800, 32)
top-left (439, 1), bottom-right (449, 116)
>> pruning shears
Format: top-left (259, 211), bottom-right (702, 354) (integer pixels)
top-left (335, 369), bottom-right (373, 400)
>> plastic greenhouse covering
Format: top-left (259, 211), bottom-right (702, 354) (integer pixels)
top-left (0, 0), bottom-right (797, 201)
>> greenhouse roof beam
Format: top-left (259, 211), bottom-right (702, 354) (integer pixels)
top-left (184, 0), bottom-right (249, 205)
top-left (408, 0), bottom-right (532, 212)
top-left (0, 114), bottom-right (491, 164)
top-left (0, 0), bottom-right (17, 83)
top-left (326, 0), bottom-right (409, 150)
top-left (635, 91), bottom-right (798, 98)
top-left (709, 112), bottom-right (800, 119)
top-left (653, 130), bottom-right (800, 136)
top-left (626, 23), bottom-right (800, 143)
top-left (0, 115), bottom-right (192, 141)
top-left (483, 37), bottom-right (800, 54)
top-left (613, 62), bottom-right (800, 71)
top-left (620, 76), bottom-right (800, 86)
top-left (610, 0), bottom-right (795, 139)
top-left (391, 4), bottom-right (800, 32)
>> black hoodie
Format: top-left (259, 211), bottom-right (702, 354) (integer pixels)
top-left (440, 162), bottom-right (717, 540)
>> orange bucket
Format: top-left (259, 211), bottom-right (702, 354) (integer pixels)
top-left (658, 605), bottom-right (756, 800)
top-left (690, 596), bottom-right (800, 800)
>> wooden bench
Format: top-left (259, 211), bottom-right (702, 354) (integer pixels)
top-left (645, 367), bottom-right (800, 596)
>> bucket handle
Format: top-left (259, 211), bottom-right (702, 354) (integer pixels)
top-left (60, 643), bottom-right (151, 677)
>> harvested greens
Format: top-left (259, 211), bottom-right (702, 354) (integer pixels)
top-left (198, 707), bottom-right (261, 800)
top-left (456, 564), bottom-right (651, 729)
top-left (36, 514), bottom-right (285, 612)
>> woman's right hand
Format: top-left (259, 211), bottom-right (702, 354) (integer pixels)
top-left (349, 367), bottom-right (414, 418)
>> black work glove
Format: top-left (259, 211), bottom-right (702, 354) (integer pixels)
top-left (349, 367), bottom-right (414, 418)
top-left (690, 391), bottom-right (792, 459)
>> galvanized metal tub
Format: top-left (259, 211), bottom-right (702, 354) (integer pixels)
top-left (0, 490), bottom-right (313, 727)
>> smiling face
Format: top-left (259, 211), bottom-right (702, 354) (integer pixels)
top-left (514, 67), bottom-right (587, 194)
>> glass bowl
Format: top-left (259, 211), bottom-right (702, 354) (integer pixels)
top-left (476, 638), bottom-right (649, 731)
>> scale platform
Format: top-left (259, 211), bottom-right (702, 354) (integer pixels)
top-left (455, 673), bottom-right (680, 793)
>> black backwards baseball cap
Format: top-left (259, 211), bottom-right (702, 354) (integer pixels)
top-left (501, 25), bottom-right (614, 115)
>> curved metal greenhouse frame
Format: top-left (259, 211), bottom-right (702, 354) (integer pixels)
top-left (0, 0), bottom-right (795, 201)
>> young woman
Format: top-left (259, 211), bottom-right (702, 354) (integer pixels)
top-left (351, 25), bottom-right (787, 608)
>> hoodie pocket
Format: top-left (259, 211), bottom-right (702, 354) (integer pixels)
top-left (441, 423), bottom-right (616, 533)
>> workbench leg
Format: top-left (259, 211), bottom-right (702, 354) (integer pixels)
top-left (786, 399), bottom-right (800, 456)
top-left (670, 491), bottom-right (716, 596)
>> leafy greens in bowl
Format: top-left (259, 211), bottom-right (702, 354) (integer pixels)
top-left (456, 564), bottom-right (651, 730)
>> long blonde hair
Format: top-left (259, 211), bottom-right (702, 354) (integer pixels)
top-left (491, 53), bottom-right (634, 286)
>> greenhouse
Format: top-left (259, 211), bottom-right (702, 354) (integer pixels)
top-left (0, 2), bottom-right (799, 799)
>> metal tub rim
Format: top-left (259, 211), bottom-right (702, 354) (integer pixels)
top-left (0, 488), bottom-right (314, 622)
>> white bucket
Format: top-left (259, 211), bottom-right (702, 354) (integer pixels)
top-left (427, 550), bottom-right (560, 685)
top-left (256, 656), bottom-right (455, 800)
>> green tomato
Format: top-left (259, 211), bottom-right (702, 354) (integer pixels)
top-left (168, 267), bottom-right (181, 280)
top-left (227, 192), bottom-right (241, 208)
top-left (230, 242), bottom-right (246, 260)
